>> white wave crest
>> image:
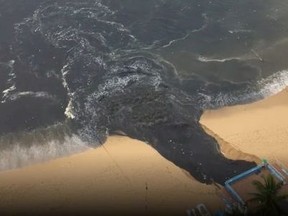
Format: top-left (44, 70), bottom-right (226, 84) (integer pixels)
top-left (228, 29), bottom-right (253, 34)
top-left (2, 91), bottom-right (55, 103)
top-left (2, 85), bottom-right (16, 102)
top-left (94, 75), bottom-right (141, 100)
top-left (0, 135), bottom-right (89, 171)
top-left (197, 55), bottom-right (243, 63)
top-left (257, 70), bottom-right (288, 96)
top-left (65, 99), bottom-right (75, 119)
top-left (201, 69), bottom-right (288, 109)
top-left (1, 60), bottom-right (17, 103)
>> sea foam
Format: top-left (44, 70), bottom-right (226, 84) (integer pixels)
top-left (0, 134), bottom-right (89, 171)
top-left (201, 69), bottom-right (288, 109)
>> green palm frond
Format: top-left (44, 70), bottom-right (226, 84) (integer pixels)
top-left (248, 174), bottom-right (288, 216)
top-left (249, 192), bottom-right (265, 201)
top-left (251, 180), bottom-right (266, 193)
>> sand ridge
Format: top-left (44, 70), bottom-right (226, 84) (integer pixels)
top-left (201, 88), bottom-right (288, 166)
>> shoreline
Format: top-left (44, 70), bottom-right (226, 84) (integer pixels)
top-left (201, 87), bottom-right (288, 166)
top-left (201, 124), bottom-right (261, 163)
top-left (0, 87), bottom-right (287, 215)
top-left (0, 136), bottom-right (222, 216)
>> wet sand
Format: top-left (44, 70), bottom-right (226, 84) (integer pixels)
top-left (0, 136), bottom-right (222, 216)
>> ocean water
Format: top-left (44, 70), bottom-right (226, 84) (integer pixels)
top-left (1, 0), bottom-right (288, 184)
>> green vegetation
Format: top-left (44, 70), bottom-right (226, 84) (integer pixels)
top-left (248, 174), bottom-right (288, 216)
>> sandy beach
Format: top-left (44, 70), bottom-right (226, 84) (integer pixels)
top-left (201, 88), bottom-right (288, 166)
top-left (0, 136), bottom-right (222, 216)
top-left (1, 88), bottom-right (288, 215)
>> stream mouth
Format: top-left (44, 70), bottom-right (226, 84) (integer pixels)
top-left (1, 0), bottom-right (288, 184)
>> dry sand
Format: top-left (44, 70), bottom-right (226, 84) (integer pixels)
top-left (0, 136), bottom-right (222, 216)
top-left (201, 88), bottom-right (288, 166)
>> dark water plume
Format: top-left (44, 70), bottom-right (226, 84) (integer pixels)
top-left (1, 0), bottom-right (288, 184)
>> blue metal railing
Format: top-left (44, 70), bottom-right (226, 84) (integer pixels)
top-left (225, 164), bottom-right (264, 185)
top-left (266, 164), bottom-right (286, 183)
top-left (224, 162), bottom-right (285, 205)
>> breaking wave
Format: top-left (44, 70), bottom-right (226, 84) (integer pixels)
top-left (201, 70), bottom-right (288, 109)
top-left (0, 123), bottom-right (89, 170)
